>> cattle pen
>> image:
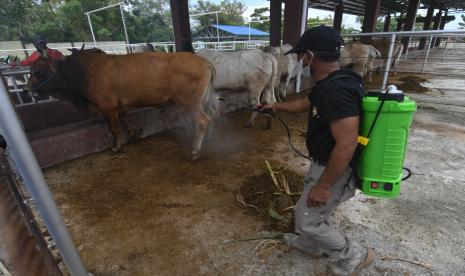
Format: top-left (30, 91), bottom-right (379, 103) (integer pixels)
top-left (1, 0), bottom-right (465, 275)
top-left (2, 45), bottom-right (465, 275)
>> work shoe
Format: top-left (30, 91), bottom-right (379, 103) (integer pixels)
top-left (329, 242), bottom-right (374, 276)
top-left (282, 233), bottom-right (327, 258)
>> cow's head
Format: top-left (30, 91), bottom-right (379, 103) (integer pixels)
top-left (23, 49), bottom-right (65, 97)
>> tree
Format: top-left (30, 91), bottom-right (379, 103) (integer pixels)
top-left (125, 0), bottom-right (173, 42)
top-left (0, 0), bottom-right (246, 44)
top-left (356, 14), bottom-right (400, 32)
top-left (191, 0), bottom-right (246, 32)
top-left (340, 26), bottom-right (360, 35)
top-left (220, 0), bottom-right (246, 25)
top-left (0, 0), bottom-right (45, 40)
top-left (459, 14), bottom-right (465, 29)
top-left (249, 7), bottom-right (269, 32)
top-left (0, 0), bottom-right (175, 43)
top-left (307, 15), bottom-right (333, 29)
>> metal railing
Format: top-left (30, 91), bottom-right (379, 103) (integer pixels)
top-left (1, 40), bottom-right (270, 56)
top-left (342, 29), bottom-right (465, 91)
top-left (0, 68), bottom-right (55, 107)
top-left (0, 76), bottom-right (88, 276)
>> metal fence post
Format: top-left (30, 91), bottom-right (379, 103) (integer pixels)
top-left (442, 36), bottom-right (449, 61)
top-left (0, 78), bottom-right (88, 275)
top-left (86, 13), bottom-right (97, 46)
top-left (295, 0), bottom-right (308, 93)
top-left (421, 35), bottom-right (433, 74)
top-left (381, 33), bottom-right (396, 92)
top-left (216, 12), bottom-right (220, 44)
top-left (120, 3), bottom-right (131, 53)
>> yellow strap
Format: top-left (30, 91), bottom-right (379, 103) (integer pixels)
top-left (357, 136), bottom-right (369, 146)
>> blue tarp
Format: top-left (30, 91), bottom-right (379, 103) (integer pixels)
top-left (212, 24), bottom-right (269, 36)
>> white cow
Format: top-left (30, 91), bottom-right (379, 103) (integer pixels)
top-left (131, 42), bottom-right (156, 53)
top-left (196, 49), bottom-right (278, 128)
top-left (263, 44), bottom-right (298, 100)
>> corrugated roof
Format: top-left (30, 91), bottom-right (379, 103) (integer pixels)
top-left (212, 24), bottom-right (270, 36)
top-left (308, 0), bottom-right (410, 16)
top-left (422, 0), bottom-right (465, 11)
top-left (307, 0), bottom-right (465, 16)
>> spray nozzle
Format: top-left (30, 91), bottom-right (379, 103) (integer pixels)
top-left (253, 105), bottom-right (276, 116)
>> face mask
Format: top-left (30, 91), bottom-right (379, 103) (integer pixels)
top-left (293, 51), bottom-right (313, 78)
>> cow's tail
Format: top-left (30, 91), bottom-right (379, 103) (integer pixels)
top-left (203, 62), bottom-right (218, 119)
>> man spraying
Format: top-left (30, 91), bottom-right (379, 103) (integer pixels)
top-left (262, 26), bottom-right (374, 275)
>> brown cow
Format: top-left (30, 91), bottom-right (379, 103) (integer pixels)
top-left (363, 39), bottom-right (404, 74)
top-left (24, 48), bottom-right (216, 161)
top-left (339, 43), bottom-right (380, 82)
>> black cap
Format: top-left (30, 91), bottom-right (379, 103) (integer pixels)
top-left (285, 25), bottom-right (343, 55)
top-left (35, 36), bottom-right (47, 45)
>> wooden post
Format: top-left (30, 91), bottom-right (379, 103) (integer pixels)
top-left (430, 10), bottom-right (443, 48)
top-left (283, 0), bottom-right (305, 46)
top-left (419, 6), bottom-right (435, 50)
top-left (396, 13), bottom-right (404, 31)
top-left (270, 0), bottom-right (282, 46)
top-left (170, 0), bottom-right (192, 52)
top-left (401, 0), bottom-right (420, 53)
top-left (435, 11), bottom-right (448, 47)
top-left (333, 2), bottom-right (344, 32)
top-left (362, 0), bottom-right (382, 33)
top-left (383, 13), bottom-right (391, 32)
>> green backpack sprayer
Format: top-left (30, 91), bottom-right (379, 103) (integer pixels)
top-left (356, 85), bottom-right (416, 198)
top-left (258, 77), bottom-right (416, 199)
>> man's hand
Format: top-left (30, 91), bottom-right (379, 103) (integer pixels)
top-left (257, 103), bottom-right (275, 112)
top-left (307, 184), bottom-right (331, 207)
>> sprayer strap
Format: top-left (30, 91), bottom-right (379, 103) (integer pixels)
top-left (357, 136), bottom-right (369, 146)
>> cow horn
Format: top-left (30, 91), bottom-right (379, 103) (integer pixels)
top-left (13, 56), bottom-right (18, 63)
top-left (81, 43), bottom-right (85, 50)
top-left (4, 56), bottom-right (9, 64)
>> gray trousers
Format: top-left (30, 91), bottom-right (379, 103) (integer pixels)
top-left (294, 162), bottom-right (357, 260)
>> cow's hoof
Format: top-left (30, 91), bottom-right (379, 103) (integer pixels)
top-left (128, 129), bottom-right (143, 143)
top-left (110, 147), bottom-right (122, 155)
top-left (262, 117), bottom-right (273, 130)
top-left (192, 153), bottom-right (200, 162)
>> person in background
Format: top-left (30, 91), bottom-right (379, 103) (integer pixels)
top-left (12, 36), bottom-right (63, 67)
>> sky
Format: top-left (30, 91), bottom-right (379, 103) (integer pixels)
top-left (209, 0), bottom-right (464, 30)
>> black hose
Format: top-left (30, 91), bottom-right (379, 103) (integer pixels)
top-left (402, 167), bottom-right (412, 181)
top-left (255, 108), bottom-right (312, 161)
top-left (275, 115), bottom-right (312, 161)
